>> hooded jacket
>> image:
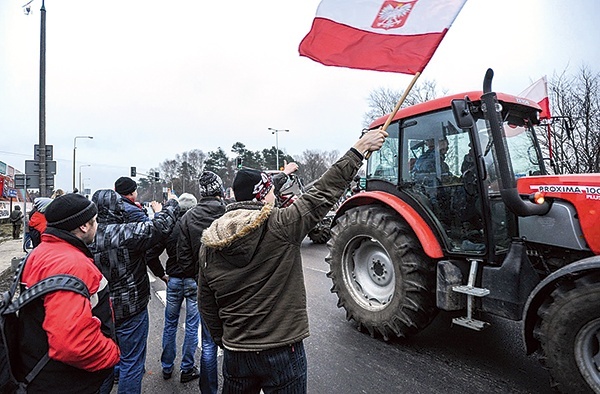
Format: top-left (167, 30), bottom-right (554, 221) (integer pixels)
top-left (199, 149), bottom-right (363, 351)
top-left (19, 227), bottom-right (120, 393)
top-left (90, 189), bottom-right (179, 324)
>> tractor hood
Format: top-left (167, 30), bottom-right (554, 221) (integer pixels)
top-left (517, 174), bottom-right (600, 253)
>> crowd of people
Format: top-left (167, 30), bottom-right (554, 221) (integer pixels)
top-left (8, 128), bottom-right (387, 394)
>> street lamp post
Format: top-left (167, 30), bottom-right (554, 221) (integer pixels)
top-left (267, 128), bottom-right (289, 170)
top-left (79, 164), bottom-right (91, 192)
top-left (73, 136), bottom-right (93, 191)
top-left (23, 0), bottom-right (47, 195)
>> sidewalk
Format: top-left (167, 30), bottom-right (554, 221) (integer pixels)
top-left (0, 237), bottom-right (27, 284)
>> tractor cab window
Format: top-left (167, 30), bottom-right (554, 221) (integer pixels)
top-left (472, 119), bottom-right (544, 195)
top-left (366, 123), bottom-right (399, 184)
top-left (401, 109), bottom-right (486, 254)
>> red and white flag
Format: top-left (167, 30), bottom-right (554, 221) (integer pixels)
top-left (519, 76), bottom-right (551, 119)
top-left (299, 0), bottom-right (467, 74)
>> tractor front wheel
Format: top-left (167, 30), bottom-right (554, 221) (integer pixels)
top-left (326, 206), bottom-right (437, 339)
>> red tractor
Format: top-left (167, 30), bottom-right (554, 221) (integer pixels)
top-left (326, 69), bottom-right (600, 393)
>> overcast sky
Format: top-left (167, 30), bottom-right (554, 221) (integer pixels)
top-left (1, 0), bottom-right (598, 192)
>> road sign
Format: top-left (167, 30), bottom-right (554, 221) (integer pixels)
top-left (16, 174), bottom-right (54, 189)
top-left (4, 188), bottom-right (17, 198)
top-left (25, 160), bottom-right (57, 175)
top-left (34, 144), bottom-right (54, 161)
top-left (14, 174), bottom-right (26, 189)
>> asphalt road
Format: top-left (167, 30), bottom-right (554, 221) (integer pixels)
top-left (138, 239), bottom-right (553, 394)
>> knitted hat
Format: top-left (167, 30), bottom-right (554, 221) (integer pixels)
top-left (199, 171), bottom-right (224, 197)
top-left (45, 193), bottom-right (98, 231)
top-left (115, 176), bottom-right (137, 195)
top-left (178, 193), bottom-right (197, 213)
top-left (232, 169), bottom-right (274, 202)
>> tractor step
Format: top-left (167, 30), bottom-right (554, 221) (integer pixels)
top-left (452, 316), bottom-right (490, 331)
top-left (453, 285), bottom-right (490, 297)
top-left (451, 259), bottom-right (490, 331)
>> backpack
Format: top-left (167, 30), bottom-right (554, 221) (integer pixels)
top-left (0, 255), bottom-right (90, 394)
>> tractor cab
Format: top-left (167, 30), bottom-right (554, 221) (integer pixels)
top-left (366, 92), bottom-right (545, 260)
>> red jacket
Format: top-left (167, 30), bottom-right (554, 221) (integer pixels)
top-left (20, 229), bottom-right (120, 393)
top-left (28, 210), bottom-right (47, 233)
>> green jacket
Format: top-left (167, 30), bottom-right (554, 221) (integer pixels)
top-left (199, 148), bottom-right (364, 351)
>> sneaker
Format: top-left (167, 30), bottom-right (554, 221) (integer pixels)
top-left (180, 366), bottom-right (200, 383)
top-left (163, 369), bottom-right (172, 380)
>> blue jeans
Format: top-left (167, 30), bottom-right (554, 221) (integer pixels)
top-left (116, 309), bottom-right (149, 394)
top-left (200, 316), bottom-right (218, 394)
top-left (161, 277), bottom-right (200, 373)
top-left (222, 341), bottom-right (307, 394)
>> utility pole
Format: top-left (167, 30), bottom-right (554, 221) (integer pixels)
top-left (38, 0), bottom-right (47, 196)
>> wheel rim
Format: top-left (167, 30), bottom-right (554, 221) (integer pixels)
top-left (575, 317), bottom-right (600, 389)
top-left (342, 235), bottom-right (395, 311)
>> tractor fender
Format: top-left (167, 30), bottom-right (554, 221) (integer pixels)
top-left (333, 191), bottom-right (444, 259)
top-left (522, 255), bottom-right (600, 354)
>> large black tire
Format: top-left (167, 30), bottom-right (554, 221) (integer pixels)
top-left (326, 206), bottom-right (437, 340)
top-left (534, 273), bottom-right (600, 393)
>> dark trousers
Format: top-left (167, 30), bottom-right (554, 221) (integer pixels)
top-left (12, 224), bottom-right (21, 239)
top-left (222, 341), bottom-right (307, 394)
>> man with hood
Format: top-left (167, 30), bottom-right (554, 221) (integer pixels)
top-left (91, 189), bottom-right (179, 394)
top-left (198, 129), bottom-right (387, 392)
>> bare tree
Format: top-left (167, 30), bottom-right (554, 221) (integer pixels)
top-left (297, 149), bottom-right (339, 184)
top-left (537, 66), bottom-right (600, 174)
top-left (363, 79), bottom-right (447, 126)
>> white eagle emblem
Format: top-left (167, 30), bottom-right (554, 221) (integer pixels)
top-left (372, 1), bottom-right (416, 30)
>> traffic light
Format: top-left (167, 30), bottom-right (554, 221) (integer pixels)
top-left (130, 166), bottom-right (136, 177)
top-left (154, 171), bottom-right (160, 181)
top-left (235, 157), bottom-right (242, 168)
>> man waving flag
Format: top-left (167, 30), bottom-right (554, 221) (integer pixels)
top-left (299, 0), bottom-right (468, 74)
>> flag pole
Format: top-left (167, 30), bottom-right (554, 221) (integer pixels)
top-left (365, 71), bottom-right (421, 159)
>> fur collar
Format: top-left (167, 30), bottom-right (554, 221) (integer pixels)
top-left (202, 202), bottom-right (273, 250)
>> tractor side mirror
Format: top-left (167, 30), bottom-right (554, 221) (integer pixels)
top-left (452, 99), bottom-right (475, 129)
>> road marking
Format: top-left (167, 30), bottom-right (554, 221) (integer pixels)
top-left (305, 266), bottom-right (328, 274)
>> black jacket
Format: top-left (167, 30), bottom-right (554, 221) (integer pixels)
top-left (177, 196), bottom-right (226, 279)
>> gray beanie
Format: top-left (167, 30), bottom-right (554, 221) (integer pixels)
top-left (178, 193), bottom-right (197, 213)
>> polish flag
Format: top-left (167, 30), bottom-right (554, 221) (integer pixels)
top-left (299, 0), bottom-right (468, 74)
top-left (519, 76), bottom-right (551, 119)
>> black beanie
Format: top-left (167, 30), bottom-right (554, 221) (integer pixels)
top-left (232, 169), bottom-right (274, 202)
top-left (115, 176), bottom-right (137, 195)
top-left (45, 194), bottom-right (98, 231)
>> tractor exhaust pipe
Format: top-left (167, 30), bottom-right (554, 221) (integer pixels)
top-left (481, 69), bottom-right (550, 217)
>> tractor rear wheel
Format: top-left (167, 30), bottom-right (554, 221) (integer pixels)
top-left (535, 274), bottom-right (600, 393)
top-left (326, 206), bottom-right (437, 339)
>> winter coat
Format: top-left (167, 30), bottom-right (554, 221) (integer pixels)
top-left (121, 196), bottom-right (149, 223)
top-left (29, 211), bottom-right (47, 248)
top-left (199, 148), bottom-right (363, 351)
top-left (90, 189), bottom-right (179, 324)
top-left (19, 227), bottom-right (120, 393)
top-left (9, 208), bottom-right (23, 225)
top-left (176, 196), bottom-right (226, 279)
